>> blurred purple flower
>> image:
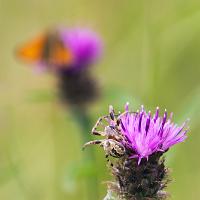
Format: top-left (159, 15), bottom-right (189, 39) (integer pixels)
top-left (56, 27), bottom-right (102, 106)
top-left (119, 103), bottom-right (189, 164)
top-left (60, 28), bottom-right (102, 71)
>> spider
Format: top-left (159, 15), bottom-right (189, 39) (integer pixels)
top-left (83, 106), bottom-right (127, 160)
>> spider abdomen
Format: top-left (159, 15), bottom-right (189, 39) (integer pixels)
top-left (104, 140), bottom-right (126, 158)
top-left (110, 148), bottom-right (124, 158)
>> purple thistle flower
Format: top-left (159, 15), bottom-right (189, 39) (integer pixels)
top-left (60, 28), bottom-right (102, 72)
top-left (83, 103), bottom-right (189, 199)
top-left (56, 28), bottom-right (102, 106)
top-left (119, 103), bottom-right (188, 164)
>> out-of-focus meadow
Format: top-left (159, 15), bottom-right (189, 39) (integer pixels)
top-left (0, 0), bottom-right (200, 199)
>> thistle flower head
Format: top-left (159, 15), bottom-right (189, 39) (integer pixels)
top-left (60, 28), bottom-right (102, 71)
top-left (84, 103), bottom-right (189, 200)
top-left (119, 103), bottom-right (188, 164)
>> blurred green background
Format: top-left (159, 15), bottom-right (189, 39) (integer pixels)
top-left (1, 0), bottom-right (200, 199)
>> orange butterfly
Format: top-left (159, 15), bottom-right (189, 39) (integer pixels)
top-left (16, 30), bottom-right (74, 69)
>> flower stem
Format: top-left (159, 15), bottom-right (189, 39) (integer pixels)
top-left (70, 106), bottom-right (99, 200)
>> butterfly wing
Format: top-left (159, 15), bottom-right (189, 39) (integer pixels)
top-left (16, 33), bottom-right (46, 64)
top-left (52, 44), bottom-right (73, 68)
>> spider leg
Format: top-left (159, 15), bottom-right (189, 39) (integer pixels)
top-left (82, 140), bottom-right (103, 150)
top-left (105, 126), bottom-right (125, 142)
top-left (92, 130), bottom-right (106, 136)
top-left (91, 115), bottom-right (110, 136)
top-left (109, 105), bottom-right (115, 121)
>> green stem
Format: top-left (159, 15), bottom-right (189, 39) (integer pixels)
top-left (70, 106), bottom-right (99, 200)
